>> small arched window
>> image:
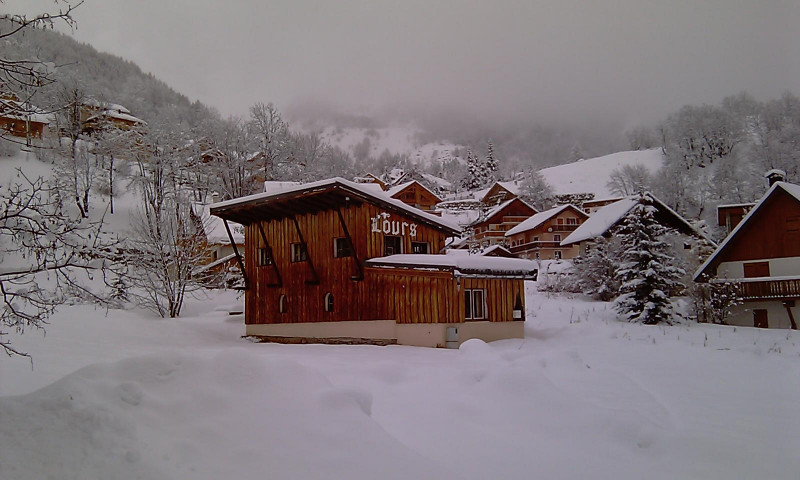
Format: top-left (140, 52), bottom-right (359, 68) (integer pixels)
top-left (323, 292), bottom-right (334, 312)
top-left (279, 294), bottom-right (287, 314)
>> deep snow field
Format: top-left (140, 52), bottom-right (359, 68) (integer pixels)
top-left (1, 284), bottom-right (799, 480)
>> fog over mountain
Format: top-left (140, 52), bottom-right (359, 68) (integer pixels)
top-left (10, 1), bottom-right (799, 125)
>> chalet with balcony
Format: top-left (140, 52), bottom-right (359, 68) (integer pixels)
top-left (470, 198), bottom-right (538, 249)
top-left (81, 100), bottom-right (145, 134)
top-left (210, 177), bottom-right (538, 347)
top-left (695, 181), bottom-right (800, 329)
top-left (386, 180), bottom-right (443, 211)
top-left (505, 204), bottom-right (589, 260)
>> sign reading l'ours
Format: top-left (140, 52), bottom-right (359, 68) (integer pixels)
top-left (371, 213), bottom-right (417, 237)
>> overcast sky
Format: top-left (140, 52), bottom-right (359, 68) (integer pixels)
top-left (11, 0), bottom-right (800, 126)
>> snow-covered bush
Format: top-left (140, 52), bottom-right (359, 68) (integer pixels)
top-left (690, 277), bottom-right (742, 325)
top-left (613, 203), bottom-right (685, 324)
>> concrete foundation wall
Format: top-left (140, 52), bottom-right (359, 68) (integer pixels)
top-left (726, 301), bottom-right (799, 329)
top-left (245, 320), bottom-right (525, 348)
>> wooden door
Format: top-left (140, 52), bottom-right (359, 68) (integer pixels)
top-left (753, 309), bottom-right (768, 329)
top-left (743, 262), bottom-right (770, 278)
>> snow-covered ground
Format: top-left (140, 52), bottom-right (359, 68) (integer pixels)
top-left (540, 149), bottom-right (665, 198)
top-left (2, 285), bottom-right (799, 480)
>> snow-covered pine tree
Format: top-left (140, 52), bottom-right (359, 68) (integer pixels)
top-left (572, 235), bottom-right (621, 301)
top-left (485, 141), bottom-right (498, 183)
top-left (461, 149), bottom-right (484, 191)
top-left (613, 202), bottom-right (685, 324)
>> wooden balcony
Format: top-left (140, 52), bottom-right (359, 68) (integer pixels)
top-left (550, 224), bottom-right (579, 232)
top-left (509, 241), bottom-right (562, 253)
top-left (728, 278), bottom-right (800, 300)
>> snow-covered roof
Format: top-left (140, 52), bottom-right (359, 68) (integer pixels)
top-left (420, 173), bottom-right (452, 190)
top-left (0, 98), bottom-right (51, 124)
top-left (211, 177), bottom-right (461, 234)
top-left (561, 193), bottom-right (707, 247)
top-left (264, 181), bottom-right (301, 193)
top-left (480, 244), bottom-right (513, 257)
top-left (470, 197), bottom-right (537, 226)
top-left (386, 180), bottom-right (442, 202)
top-left (86, 110), bottom-right (146, 125)
top-left (560, 197), bottom-right (640, 245)
top-left (695, 181), bottom-right (800, 280)
top-left (717, 202), bottom-right (757, 209)
top-left (365, 254), bottom-right (538, 277)
top-left (505, 204), bottom-right (585, 237)
top-left (195, 203), bottom-right (244, 245)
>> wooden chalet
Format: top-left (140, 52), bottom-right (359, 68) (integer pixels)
top-left (560, 193), bottom-right (709, 257)
top-left (480, 181), bottom-right (520, 206)
top-left (0, 94), bottom-right (49, 140)
top-left (505, 204), bottom-right (589, 260)
top-left (352, 173), bottom-right (387, 190)
top-left (470, 198), bottom-right (538, 248)
top-left (695, 181), bottom-right (800, 329)
top-left (81, 101), bottom-right (145, 134)
top-left (209, 177), bottom-right (537, 347)
top-left (386, 180), bottom-right (443, 211)
top-left (717, 203), bottom-right (756, 235)
top-left (582, 197), bottom-right (623, 214)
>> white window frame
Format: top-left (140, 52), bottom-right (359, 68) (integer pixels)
top-left (554, 250), bottom-right (562, 260)
top-left (323, 292), bottom-right (334, 312)
top-left (464, 288), bottom-right (487, 321)
top-left (411, 241), bottom-right (429, 254)
top-left (279, 294), bottom-right (287, 313)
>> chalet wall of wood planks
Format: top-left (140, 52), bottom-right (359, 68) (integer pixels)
top-left (210, 178), bottom-right (538, 347)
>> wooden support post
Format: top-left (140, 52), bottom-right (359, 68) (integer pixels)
top-left (291, 216), bottom-right (319, 285)
top-left (256, 222), bottom-right (282, 288)
top-left (336, 208), bottom-right (364, 281)
top-left (784, 301), bottom-right (797, 330)
top-left (223, 219), bottom-right (248, 290)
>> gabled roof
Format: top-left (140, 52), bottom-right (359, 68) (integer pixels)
top-left (479, 181), bottom-right (520, 203)
top-left (694, 181), bottom-right (800, 280)
top-left (505, 204), bottom-right (587, 237)
top-left (386, 180), bottom-right (443, 203)
top-left (561, 192), bottom-right (709, 247)
top-left (210, 177), bottom-right (460, 236)
top-left (470, 197), bottom-right (538, 227)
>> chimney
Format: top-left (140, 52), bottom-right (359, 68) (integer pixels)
top-left (765, 169), bottom-right (786, 187)
top-left (211, 192), bottom-right (220, 204)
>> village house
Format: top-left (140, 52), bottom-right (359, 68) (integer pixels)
top-left (581, 196), bottom-right (623, 214)
top-left (480, 181), bottom-right (521, 205)
top-left (352, 173), bottom-right (387, 190)
top-left (209, 177), bottom-right (537, 347)
top-left (386, 180), bottom-right (443, 211)
top-left (505, 204), bottom-right (589, 260)
top-left (469, 197), bottom-right (538, 249)
top-left (560, 193), bottom-right (709, 257)
top-left (81, 100), bottom-right (146, 134)
top-left (0, 93), bottom-right (49, 141)
top-left (717, 203), bottom-right (756, 235)
top-left (694, 178), bottom-right (800, 329)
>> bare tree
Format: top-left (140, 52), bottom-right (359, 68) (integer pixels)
top-left (249, 102), bottom-right (288, 180)
top-left (607, 164), bottom-right (652, 196)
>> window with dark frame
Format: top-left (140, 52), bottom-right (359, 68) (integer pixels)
top-left (258, 247), bottom-right (272, 266)
top-left (554, 250), bottom-right (562, 260)
top-left (464, 289), bottom-right (486, 320)
top-left (334, 237), bottom-right (352, 258)
top-left (553, 234), bottom-right (562, 242)
top-left (384, 235), bottom-right (402, 256)
top-left (291, 243), bottom-right (308, 263)
top-left (411, 241), bottom-right (429, 254)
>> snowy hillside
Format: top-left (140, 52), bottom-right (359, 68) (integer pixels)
top-left (317, 124), bottom-right (464, 167)
top-left (1, 286), bottom-right (799, 480)
top-left (540, 149), bottom-right (665, 198)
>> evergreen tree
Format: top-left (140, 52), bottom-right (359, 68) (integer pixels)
top-left (572, 236), bottom-right (621, 301)
top-left (613, 202), bottom-right (685, 324)
top-left (485, 141), bottom-right (498, 183)
top-left (461, 149), bottom-right (484, 191)
top-left (520, 169), bottom-right (554, 211)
